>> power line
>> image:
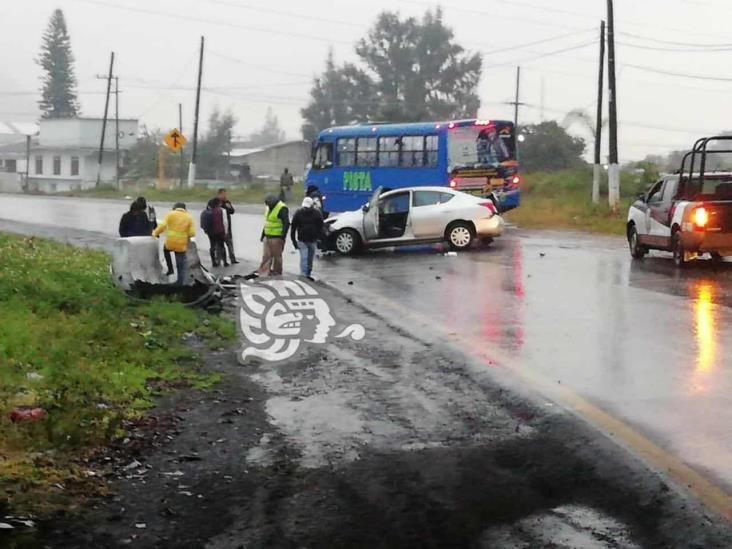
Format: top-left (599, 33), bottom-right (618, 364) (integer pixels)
top-left (625, 64), bottom-right (732, 82)
top-left (618, 40), bottom-right (732, 53)
top-left (208, 51), bottom-right (312, 78)
top-left (482, 29), bottom-right (595, 56)
top-left (483, 41), bottom-right (597, 68)
top-left (193, 0), bottom-right (364, 29)
top-left (67, 0), bottom-right (353, 45)
top-left (617, 31), bottom-right (732, 48)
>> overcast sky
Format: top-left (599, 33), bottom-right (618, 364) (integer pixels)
top-left (2, 0), bottom-right (732, 160)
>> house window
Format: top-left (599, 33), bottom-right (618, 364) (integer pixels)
top-left (35, 156), bottom-right (43, 175)
top-left (53, 156), bottom-right (61, 176)
top-left (71, 156), bottom-right (79, 176)
top-left (5, 159), bottom-right (17, 173)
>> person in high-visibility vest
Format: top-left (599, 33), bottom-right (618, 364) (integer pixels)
top-left (153, 202), bottom-right (196, 285)
top-left (258, 194), bottom-right (290, 276)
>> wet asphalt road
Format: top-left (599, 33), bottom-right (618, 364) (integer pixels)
top-left (1, 194), bottom-right (730, 501)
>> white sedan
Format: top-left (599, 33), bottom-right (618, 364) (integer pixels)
top-left (323, 186), bottom-right (505, 255)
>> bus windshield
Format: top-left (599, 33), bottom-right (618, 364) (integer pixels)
top-left (448, 122), bottom-right (515, 170)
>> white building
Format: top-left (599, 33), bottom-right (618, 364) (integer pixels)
top-left (0, 117), bottom-right (138, 193)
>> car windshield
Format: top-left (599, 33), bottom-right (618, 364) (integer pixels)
top-left (448, 122), bottom-right (515, 169)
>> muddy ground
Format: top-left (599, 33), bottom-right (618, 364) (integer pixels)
top-left (1, 224), bottom-right (731, 548)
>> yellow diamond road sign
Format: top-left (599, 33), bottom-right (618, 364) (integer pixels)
top-left (164, 128), bottom-right (187, 152)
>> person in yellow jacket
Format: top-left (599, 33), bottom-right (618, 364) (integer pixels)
top-left (152, 202), bottom-right (196, 285)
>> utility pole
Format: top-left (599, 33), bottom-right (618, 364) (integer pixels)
top-left (96, 51), bottom-right (114, 188)
top-left (505, 66), bottom-right (525, 160)
top-left (24, 134), bottom-right (30, 193)
top-left (188, 36), bottom-right (204, 188)
top-left (607, 0), bottom-right (620, 210)
top-left (178, 103), bottom-right (185, 187)
top-left (593, 21), bottom-right (606, 205)
top-left (114, 76), bottom-right (120, 188)
top-left (540, 76), bottom-right (546, 121)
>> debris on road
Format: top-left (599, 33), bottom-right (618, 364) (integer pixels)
top-left (110, 237), bottom-right (222, 308)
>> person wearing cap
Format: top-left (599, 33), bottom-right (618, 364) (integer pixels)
top-left (153, 202), bottom-right (196, 285)
top-left (291, 196), bottom-right (323, 280)
top-left (257, 194), bottom-right (290, 276)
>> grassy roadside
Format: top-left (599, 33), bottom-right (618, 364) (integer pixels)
top-left (505, 168), bottom-right (644, 236)
top-left (61, 181), bottom-right (305, 204)
top-left (0, 232), bottom-right (235, 517)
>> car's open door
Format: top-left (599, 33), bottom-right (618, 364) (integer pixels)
top-left (363, 187), bottom-right (382, 241)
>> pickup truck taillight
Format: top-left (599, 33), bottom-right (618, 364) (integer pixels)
top-left (694, 206), bottom-right (709, 230)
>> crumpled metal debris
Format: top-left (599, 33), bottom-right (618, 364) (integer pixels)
top-left (110, 237), bottom-right (222, 308)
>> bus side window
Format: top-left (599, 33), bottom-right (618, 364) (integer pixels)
top-left (425, 135), bottom-right (439, 167)
top-left (356, 137), bottom-right (377, 167)
top-left (337, 138), bottom-right (356, 166)
top-left (401, 136), bottom-right (425, 167)
top-left (313, 143), bottom-right (333, 170)
top-left (378, 137), bottom-right (400, 167)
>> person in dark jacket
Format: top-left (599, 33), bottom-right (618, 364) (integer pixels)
top-left (306, 184), bottom-right (328, 219)
top-left (291, 197), bottom-right (323, 280)
top-left (201, 198), bottom-right (227, 267)
top-left (217, 188), bottom-right (238, 264)
top-left (119, 197), bottom-right (156, 237)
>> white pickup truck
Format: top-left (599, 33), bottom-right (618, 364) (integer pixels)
top-left (627, 172), bottom-right (732, 266)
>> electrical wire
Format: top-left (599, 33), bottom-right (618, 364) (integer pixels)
top-left (483, 41), bottom-right (597, 68)
top-left (625, 64), bottom-right (732, 83)
top-left (67, 0), bottom-right (353, 45)
top-left (617, 31), bottom-right (732, 49)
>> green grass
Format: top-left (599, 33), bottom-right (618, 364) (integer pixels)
top-left (0, 233), bottom-right (235, 516)
top-left (61, 181), bottom-right (304, 204)
top-left (505, 168), bottom-right (645, 236)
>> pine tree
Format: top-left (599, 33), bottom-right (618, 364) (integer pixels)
top-left (250, 107), bottom-right (286, 146)
top-left (36, 9), bottom-right (80, 119)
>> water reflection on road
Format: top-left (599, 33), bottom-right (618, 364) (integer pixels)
top-left (0, 194), bottom-right (731, 493)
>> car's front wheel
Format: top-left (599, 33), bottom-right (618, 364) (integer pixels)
top-left (334, 229), bottom-right (361, 256)
top-left (446, 222), bottom-right (475, 250)
top-left (628, 225), bottom-right (646, 259)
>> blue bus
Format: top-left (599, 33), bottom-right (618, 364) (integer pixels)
top-left (304, 119), bottom-right (520, 213)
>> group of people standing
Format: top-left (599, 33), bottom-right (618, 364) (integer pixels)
top-left (118, 180), bottom-right (327, 284)
top-left (200, 188), bottom-right (238, 267)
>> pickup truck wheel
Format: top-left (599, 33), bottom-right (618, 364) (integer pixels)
top-left (628, 226), bottom-right (647, 259)
top-left (672, 233), bottom-right (687, 267)
top-left (710, 252), bottom-right (724, 263)
top-left (334, 229), bottom-right (360, 256)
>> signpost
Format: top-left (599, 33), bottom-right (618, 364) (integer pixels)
top-left (164, 128), bottom-right (187, 153)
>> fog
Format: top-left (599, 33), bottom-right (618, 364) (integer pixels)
top-left (2, 0), bottom-right (732, 160)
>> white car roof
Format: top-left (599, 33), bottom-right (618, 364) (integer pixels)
top-left (379, 186), bottom-right (468, 197)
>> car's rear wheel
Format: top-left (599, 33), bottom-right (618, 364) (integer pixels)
top-left (672, 233), bottom-right (687, 267)
top-left (446, 222), bottom-right (475, 250)
top-left (334, 229), bottom-right (360, 256)
top-left (628, 226), bottom-right (646, 259)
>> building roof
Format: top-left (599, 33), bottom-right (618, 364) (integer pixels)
top-left (229, 140), bottom-right (309, 158)
top-left (0, 121), bottom-right (39, 135)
